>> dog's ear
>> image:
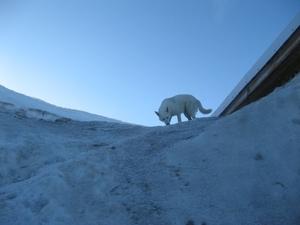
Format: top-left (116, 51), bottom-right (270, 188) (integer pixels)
top-left (155, 111), bottom-right (159, 116)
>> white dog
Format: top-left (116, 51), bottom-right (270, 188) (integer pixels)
top-left (155, 94), bottom-right (212, 125)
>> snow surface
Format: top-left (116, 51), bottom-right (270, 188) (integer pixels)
top-left (0, 85), bottom-right (122, 123)
top-left (1, 74), bottom-right (300, 224)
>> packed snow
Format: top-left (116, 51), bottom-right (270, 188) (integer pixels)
top-left (0, 74), bottom-right (300, 225)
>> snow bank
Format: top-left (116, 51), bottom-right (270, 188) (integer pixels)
top-left (0, 85), bottom-right (122, 123)
top-left (0, 75), bottom-right (299, 224)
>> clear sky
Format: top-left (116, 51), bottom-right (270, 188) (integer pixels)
top-left (1, 1), bottom-right (299, 126)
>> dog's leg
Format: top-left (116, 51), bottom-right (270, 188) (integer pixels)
top-left (184, 111), bottom-right (192, 120)
top-left (177, 114), bottom-right (182, 123)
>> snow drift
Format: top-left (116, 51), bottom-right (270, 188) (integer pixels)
top-left (0, 75), bottom-right (300, 225)
top-left (0, 85), bottom-right (122, 123)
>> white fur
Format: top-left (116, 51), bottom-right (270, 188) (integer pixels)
top-left (155, 94), bottom-right (212, 125)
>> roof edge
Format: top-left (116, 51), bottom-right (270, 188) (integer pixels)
top-left (212, 12), bottom-right (300, 117)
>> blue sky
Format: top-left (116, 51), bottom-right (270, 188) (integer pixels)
top-left (0, 1), bottom-right (299, 126)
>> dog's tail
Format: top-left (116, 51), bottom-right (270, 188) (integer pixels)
top-left (197, 100), bottom-right (212, 114)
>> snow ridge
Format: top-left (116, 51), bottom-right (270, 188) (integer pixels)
top-left (0, 85), bottom-right (122, 123)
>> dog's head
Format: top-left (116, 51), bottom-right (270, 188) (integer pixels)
top-left (155, 107), bottom-right (171, 125)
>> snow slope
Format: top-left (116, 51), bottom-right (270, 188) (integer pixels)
top-left (0, 85), bottom-right (122, 123)
top-left (0, 74), bottom-right (300, 224)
